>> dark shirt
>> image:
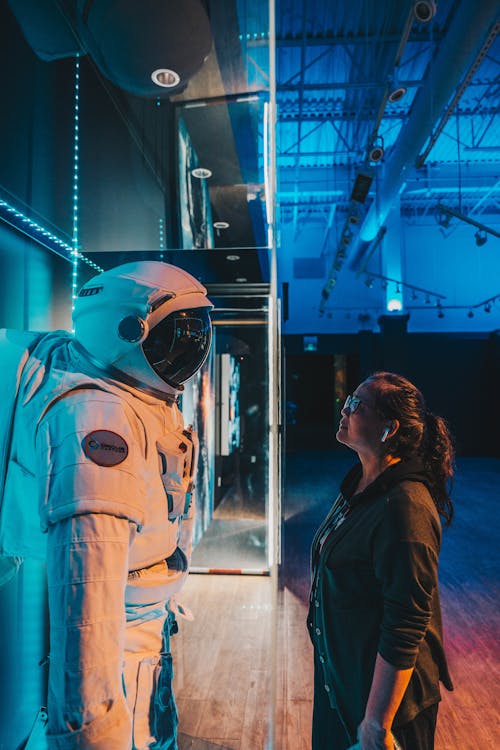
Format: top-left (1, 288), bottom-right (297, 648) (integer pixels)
top-left (308, 459), bottom-right (453, 736)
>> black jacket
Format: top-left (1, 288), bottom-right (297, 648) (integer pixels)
top-left (308, 459), bottom-right (453, 739)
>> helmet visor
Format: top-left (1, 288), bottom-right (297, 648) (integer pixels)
top-left (143, 307), bottom-right (212, 387)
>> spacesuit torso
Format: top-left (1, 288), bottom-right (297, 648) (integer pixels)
top-left (7, 330), bottom-right (196, 588)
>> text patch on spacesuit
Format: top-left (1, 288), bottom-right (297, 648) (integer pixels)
top-left (82, 430), bottom-right (129, 467)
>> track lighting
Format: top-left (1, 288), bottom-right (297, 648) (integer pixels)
top-left (368, 136), bottom-right (384, 163)
top-left (388, 86), bottom-right (407, 103)
top-left (475, 229), bottom-right (487, 247)
top-left (413, 1), bottom-right (437, 23)
top-left (436, 210), bottom-right (451, 229)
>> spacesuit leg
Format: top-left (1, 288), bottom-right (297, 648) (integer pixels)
top-left (124, 610), bottom-right (178, 750)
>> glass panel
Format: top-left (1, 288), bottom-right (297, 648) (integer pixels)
top-left (190, 311), bottom-right (270, 572)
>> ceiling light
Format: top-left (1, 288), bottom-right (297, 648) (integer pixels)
top-left (151, 69), bottom-right (181, 88)
top-left (226, 254), bottom-right (240, 261)
top-left (191, 167), bottom-right (212, 179)
top-left (413, 1), bottom-right (437, 23)
top-left (213, 221), bottom-right (230, 230)
top-left (467, 309), bottom-right (474, 318)
top-left (365, 277), bottom-right (374, 288)
top-left (369, 145), bottom-right (384, 163)
top-left (475, 229), bottom-right (487, 247)
top-left (484, 304), bottom-right (491, 313)
top-left (411, 290), bottom-right (418, 301)
top-left (437, 308), bottom-right (445, 319)
top-left (235, 277), bottom-right (247, 283)
top-left (387, 299), bottom-right (403, 312)
top-left (388, 86), bottom-right (407, 103)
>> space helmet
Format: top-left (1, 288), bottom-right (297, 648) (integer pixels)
top-left (73, 261), bottom-right (213, 398)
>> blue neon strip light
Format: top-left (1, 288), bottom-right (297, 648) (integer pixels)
top-left (71, 56), bottom-right (81, 307)
top-left (0, 198), bottom-right (102, 273)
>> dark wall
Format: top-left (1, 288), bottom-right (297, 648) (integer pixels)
top-left (284, 328), bottom-right (500, 457)
top-left (1, 4), bottom-right (176, 257)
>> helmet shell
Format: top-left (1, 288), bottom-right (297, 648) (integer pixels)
top-left (73, 261), bottom-right (213, 397)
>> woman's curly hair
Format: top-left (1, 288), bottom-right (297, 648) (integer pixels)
top-left (366, 371), bottom-right (455, 525)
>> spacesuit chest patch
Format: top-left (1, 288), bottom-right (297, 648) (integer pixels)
top-left (82, 430), bottom-right (129, 467)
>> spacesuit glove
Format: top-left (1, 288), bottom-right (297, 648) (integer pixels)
top-left (168, 593), bottom-right (194, 621)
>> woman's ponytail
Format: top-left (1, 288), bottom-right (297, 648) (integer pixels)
top-left (422, 411), bottom-right (455, 525)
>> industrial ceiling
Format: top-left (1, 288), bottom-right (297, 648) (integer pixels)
top-left (2, 0), bottom-right (499, 333)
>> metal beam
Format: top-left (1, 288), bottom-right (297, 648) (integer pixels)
top-left (359, 0), bottom-right (500, 244)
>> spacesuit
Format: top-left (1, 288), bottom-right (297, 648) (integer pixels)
top-left (5, 261), bottom-right (212, 749)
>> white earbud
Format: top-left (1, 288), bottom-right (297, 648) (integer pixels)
top-left (381, 426), bottom-right (390, 443)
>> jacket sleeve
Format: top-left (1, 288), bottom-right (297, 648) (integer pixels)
top-left (45, 512), bottom-right (134, 750)
top-left (372, 484), bottom-right (441, 670)
top-left (36, 389), bottom-right (147, 530)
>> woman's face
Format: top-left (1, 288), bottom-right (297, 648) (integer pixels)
top-left (336, 381), bottom-right (387, 456)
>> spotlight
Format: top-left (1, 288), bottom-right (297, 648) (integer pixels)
top-left (365, 277), bottom-right (374, 288)
top-left (425, 294), bottom-right (431, 304)
top-left (437, 308), bottom-right (445, 319)
top-left (413, 1), bottom-right (437, 23)
top-left (387, 298), bottom-right (403, 312)
top-left (411, 290), bottom-right (418, 301)
top-left (388, 86), bottom-right (407, 103)
top-left (475, 229), bottom-right (487, 247)
top-left (436, 210), bottom-right (451, 229)
top-left (368, 136), bottom-right (384, 163)
top-left (484, 304), bottom-right (491, 313)
top-left (342, 229), bottom-right (353, 244)
top-left (467, 309), bottom-right (474, 318)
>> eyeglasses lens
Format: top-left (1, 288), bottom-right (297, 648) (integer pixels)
top-left (344, 395), bottom-right (361, 413)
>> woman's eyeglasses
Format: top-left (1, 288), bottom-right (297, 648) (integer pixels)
top-left (342, 394), bottom-right (380, 414)
top-left (343, 394), bottom-right (363, 413)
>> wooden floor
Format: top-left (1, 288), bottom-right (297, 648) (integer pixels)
top-left (172, 452), bottom-right (500, 750)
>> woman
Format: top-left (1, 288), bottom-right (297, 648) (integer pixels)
top-left (308, 372), bottom-right (454, 750)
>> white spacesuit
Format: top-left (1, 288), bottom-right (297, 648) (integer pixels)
top-left (4, 261), bottom-right (212, 749)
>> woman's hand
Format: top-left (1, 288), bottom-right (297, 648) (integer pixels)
top-left (357, 717), bottom-right (394, 750)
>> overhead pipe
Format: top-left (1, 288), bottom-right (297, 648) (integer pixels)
top-left (358, 0), bottom-right (499, 245)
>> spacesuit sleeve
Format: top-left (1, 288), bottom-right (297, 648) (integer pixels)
top-left (45, 512), bottom-right (134, 749)
top-left (36, 389), bottom-right (147, 530)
